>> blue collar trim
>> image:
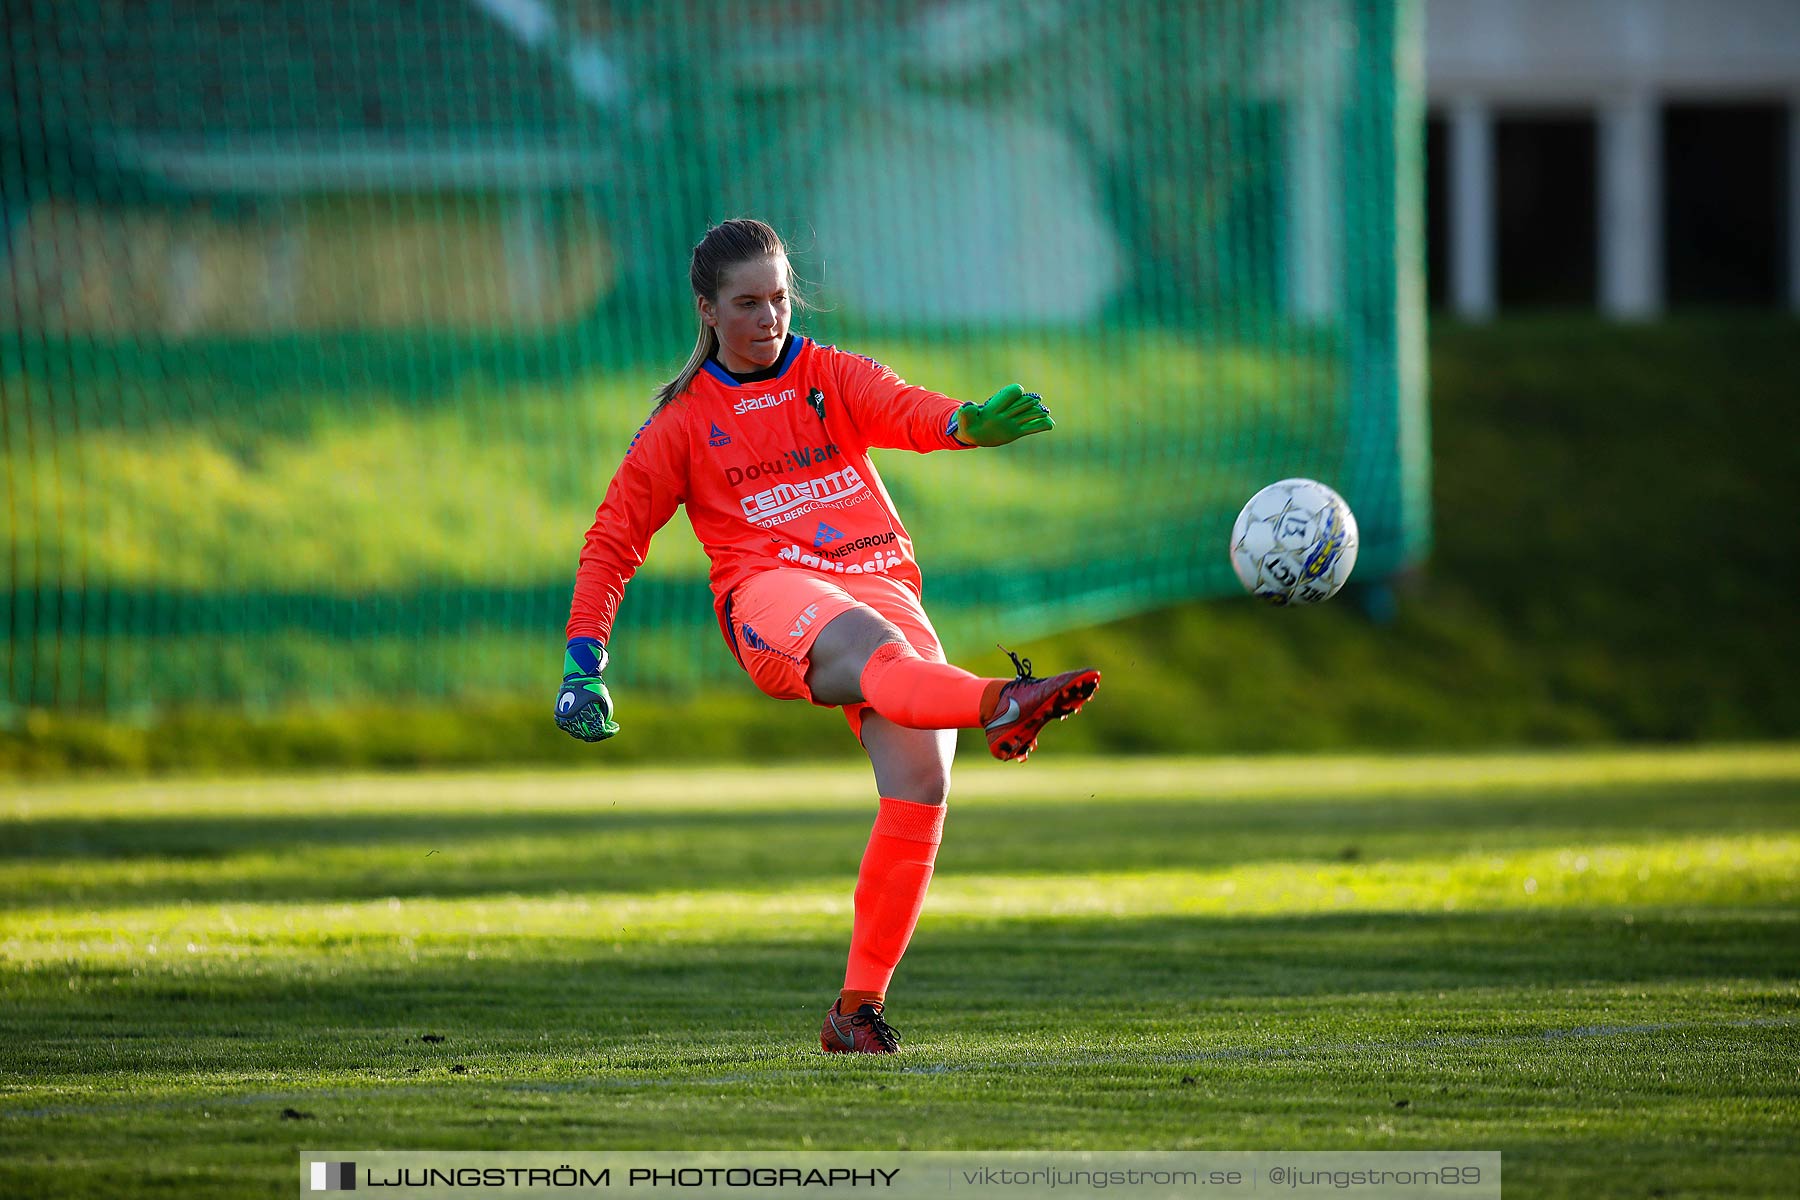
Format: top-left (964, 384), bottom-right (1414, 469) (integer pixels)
top-left (702, 335), bottom-right (807, 387)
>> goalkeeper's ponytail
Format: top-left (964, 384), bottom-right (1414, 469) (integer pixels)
top-left (652, 218), bottom-right (793, 414)
top-left (653, 324), bottom-right (719, 414)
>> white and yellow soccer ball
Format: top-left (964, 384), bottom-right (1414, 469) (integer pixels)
top-left (1229, 478), bottom-right (1359, 606)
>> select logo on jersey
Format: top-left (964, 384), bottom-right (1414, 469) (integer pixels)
top-left (708, 423), bottom-right (732, 447)
top-left (739, 465), bottom-right (868, 528)
top-left (734, 388), bottom-right (796, 415)
top-left (813, 522), bottom-right (844, 550)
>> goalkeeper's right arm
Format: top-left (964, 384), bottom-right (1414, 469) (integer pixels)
top-left (555, 636), bottom-right (619, 742)
top-left (561, 408), bottom-right (688, 745)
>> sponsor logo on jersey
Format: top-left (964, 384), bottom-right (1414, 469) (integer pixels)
top-left (785, 442), bottom-right (838, 469)
top-left (777, 544), bottom-right (904, 575)
top-left (723, 442), bottom-right (840, 487)
top-left (813, 522), bottom-right (845, 550)
top-left (815, 530), bottom-right (896, 559)
top-left (739, 465), bottom-right (868, 528)
top-left (733, 388), bottom-right (796, 415)
top-left (708, 422), bottom-right (732, 447)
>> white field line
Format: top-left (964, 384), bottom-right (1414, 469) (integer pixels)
top-left (3, 1016), bottom-right (1793, 1120)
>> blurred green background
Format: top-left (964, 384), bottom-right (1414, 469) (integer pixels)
top-left (7, 313), bottom-right (1797, 772)
top-left (2, 0), bottom-right (1426, 726)
top-left (3, 1), bottom-right (1796, 771)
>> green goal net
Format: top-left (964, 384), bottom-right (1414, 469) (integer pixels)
top-left (1, 0), bottom-right (1427, 714)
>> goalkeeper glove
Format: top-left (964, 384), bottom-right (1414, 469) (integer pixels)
top-left (555, 636), bottom-right (619, 742)
top-left (951, 383), bottom-right (1054, 447)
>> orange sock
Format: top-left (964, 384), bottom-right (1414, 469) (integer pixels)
top-left (858, 642), bottom-right (1004, 729)
top-left (841, 797), bottom-right (947, 1007)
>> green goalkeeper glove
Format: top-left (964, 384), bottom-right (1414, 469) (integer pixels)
top-left (555, 636), bottom-right (619, 742)
top-left (951, 383), bottom-right (1054, 447)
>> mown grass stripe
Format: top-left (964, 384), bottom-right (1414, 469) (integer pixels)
top-left (7, 1016), bottom-right (1793, 1122)
top-left (10, 745), bottom-right (1800, 820)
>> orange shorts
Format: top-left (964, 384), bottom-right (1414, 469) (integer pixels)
top-left (724, 568), bottom-right (946, 739)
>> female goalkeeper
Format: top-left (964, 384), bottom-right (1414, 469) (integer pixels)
top-left (556, 218), bottom-right (1099, 1055)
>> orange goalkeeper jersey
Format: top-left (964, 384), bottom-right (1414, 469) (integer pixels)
top-left (565, 335), bottom-right (970, 645)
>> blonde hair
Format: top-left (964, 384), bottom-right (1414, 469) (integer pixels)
top-left (652, 218), bottom-right (799, 413)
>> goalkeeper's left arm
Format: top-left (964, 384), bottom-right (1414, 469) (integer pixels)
top-left (948, 383), bottom-right (1054, 447)
top-left (825, 345), bottom-right (1051, 453)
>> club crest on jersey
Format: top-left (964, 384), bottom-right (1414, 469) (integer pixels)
top-left (708, 423), bottom-right (732, 447)
top-left (807, 388), bottom-right (826, 420)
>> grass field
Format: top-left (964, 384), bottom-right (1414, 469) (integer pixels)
top-left (3, 746), bottom-right (1797, 1197)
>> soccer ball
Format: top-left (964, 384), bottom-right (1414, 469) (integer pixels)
top-left (1229, 478), bottom-right (1359, 606)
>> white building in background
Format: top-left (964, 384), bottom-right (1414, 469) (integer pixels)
top-left (1426, 0), bottom-right (1800, 319)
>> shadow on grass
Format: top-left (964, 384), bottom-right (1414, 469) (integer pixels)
top-left (4, 778), bottom-right (1798, 909)
top-left (3, 909), bottom-right (1793, 1083)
